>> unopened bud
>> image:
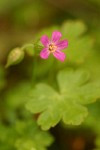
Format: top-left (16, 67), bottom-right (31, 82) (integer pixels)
top-left (6, 47), bottom-right (24, 68)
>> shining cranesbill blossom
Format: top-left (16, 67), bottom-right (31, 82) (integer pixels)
top-left (40, 31), bottom-right (68, 62)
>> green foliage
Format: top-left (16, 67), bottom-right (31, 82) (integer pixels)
top-left (61, 20), bottom-right (93, 64)
top-left (82, 101), bottom-right (100, 150)
top-left (20, 20), bottom-right (100, 134)
top-left (0, 0), bottom-right (100, 148)
top-left (0, 120), bottom-right (53, 150)
top-left (26, 69), bottom-right (100, 130)
top-left (2, 17), bottom-right (100, 149)
top-left (81, 47), bottom-right (100, 81)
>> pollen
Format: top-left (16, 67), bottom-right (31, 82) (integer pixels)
top-left (49, 43), bottom-right (57, 52)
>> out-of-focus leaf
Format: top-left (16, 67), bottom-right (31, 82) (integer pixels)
top-left (82, 48), bottom-right (100, 81)
top-left (15, 120), bottom-right (53, 150)
top-left (61, 20), bottom-right (93, 63)
top-left (82, 101), bottom-right (100, 150)
top-left (61, 20), bottom-right (87, 38)
top-left (58, 69), bottom-right (100, 104)
top-left (0, 124), bottom-right (17, 150)
top-left (26, 68), bottom-right (100, 130)
top-left (36, 26), bottom-right (60, 39)
top-left (0, 119), bottom-right (53, 150)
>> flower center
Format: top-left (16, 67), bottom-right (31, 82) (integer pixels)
top-left (48, 43), bottom-right (57, 53)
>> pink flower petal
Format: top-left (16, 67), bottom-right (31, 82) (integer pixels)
top-left (40, 48), bottom-right (50, 59)
top-left (57, 40), bottom-right (68, 50)
top-left (53, 50), bottom-right (66, 62)
top-left (40, 35), bottom-right (50, 46)
top-left (51, 31), bottom-right (62, 43)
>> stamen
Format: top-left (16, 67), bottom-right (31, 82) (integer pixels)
top-left (49, 43), bottom-right (57, 52)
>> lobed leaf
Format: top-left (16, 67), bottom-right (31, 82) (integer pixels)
top-left (26, 68), bottom-right (100, 130)
top-left (0, 120), bottom-right (53, 150)
top-left (61, 20), bottom-right (93, 63)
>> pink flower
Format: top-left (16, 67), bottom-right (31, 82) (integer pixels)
top-left (40, 31), bottom-right (68, 62)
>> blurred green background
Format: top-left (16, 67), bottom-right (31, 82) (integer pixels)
top-left (0, 0), bottom-right (100, 150)
top-left (0, 0), bottom-right (99, 63)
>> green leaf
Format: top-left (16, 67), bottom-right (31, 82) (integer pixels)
top-left (76, 81), bottom-right (100, 104)
top-left (26, 84), bottom-right (58, 113)
top-left (62, 101), bottom-right (87, 125)
top-left (36, 26), bottom-right (60, 39)
top-left (57, 69), bottom-right (90, 94)
top-left (6, 47), bottom-right (25, 68)
top-left (82, 101), bottom-right (100, 150)
top-left (0, 120), bottom-right (53, 150)
top-left (15, 120), bottom-right (53, 150)
top-left (57, 69), bottom-right (100, 104)
top-left (61, 20), bottom-right (93, 63)
top-left (26, 68), bottom-right (100, 130)
top-left (61, 20), bottom-right (87, 38)
top-left (0, 124), bottom-right (18, 150)
top-left (15, 139), bottom-right (36, 150)
top-left (82, 48), bottom-right (100, 80)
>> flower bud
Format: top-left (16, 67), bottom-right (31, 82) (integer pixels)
top-left (6, 47), bottom-right (24, 68)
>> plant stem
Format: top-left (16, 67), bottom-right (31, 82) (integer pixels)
top-left (31, 56), bottom-right (37, 87)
